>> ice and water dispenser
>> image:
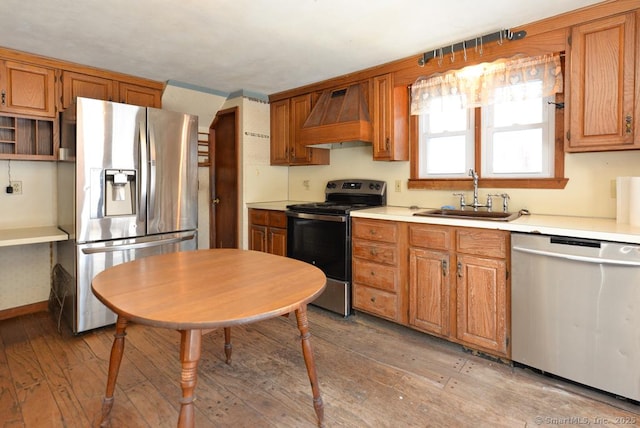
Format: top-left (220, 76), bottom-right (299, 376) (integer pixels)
top-left (104, 169), bottom-right (136, 216)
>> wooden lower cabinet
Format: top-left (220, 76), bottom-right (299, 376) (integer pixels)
top-left (455, 253), bottom-right (508, 355)
top-left (248, 208), bottom-right (287, 256)
top-left (409, 224), bottom-right (510, 358)
top-left (352, 218), bottom-right (408, 324)
top-left (409, 247), bottom-right (451, 337)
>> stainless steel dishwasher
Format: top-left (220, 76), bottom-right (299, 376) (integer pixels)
top-left (511, 232), bottom-right (640, 401)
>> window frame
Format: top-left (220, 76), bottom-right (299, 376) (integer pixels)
top-left (408, 54), bottom-right (568, 191)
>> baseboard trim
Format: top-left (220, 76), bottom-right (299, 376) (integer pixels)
top-left (0, 301), bottom-right (48, 321)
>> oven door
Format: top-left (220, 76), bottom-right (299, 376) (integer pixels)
top-left (286, 211), bottom-right (350, 281)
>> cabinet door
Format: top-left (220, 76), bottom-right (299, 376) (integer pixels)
top-left (62, 71), bottom-right (115, 108)
top-left (270, 99), bottom-right (290, 165)
top-left (268, 227), bottom-right (287, 256)
top-left (290, 94), bottom-right (313, 164)
top-left (371, 73), bottom-right (408, 161)
top-left (119, 82), bottom-right (161, 107)
top-left (249, 224), bottom-right (267, 252)
top-left (455, 254), bottom-right (508, 356)
top-left (290, 93), bottom-right (329, 166)
top-left (567, 13), bottom-right (638, 151)
top-left (409, 248), bottom-right (450, 336)
top-left (0, 61), bottom-right (56, 117)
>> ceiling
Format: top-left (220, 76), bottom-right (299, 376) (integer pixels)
top-left (0, 0), bottom-right (604, 97)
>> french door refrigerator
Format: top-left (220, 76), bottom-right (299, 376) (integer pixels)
top-left (55, 97), bottom-right (198, 333)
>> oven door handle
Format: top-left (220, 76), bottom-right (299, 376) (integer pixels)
top-left (286, 211), bottom-right (348, 222)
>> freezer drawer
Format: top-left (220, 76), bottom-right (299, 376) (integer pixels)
top-left (57, 231), bottom-right (197, 333)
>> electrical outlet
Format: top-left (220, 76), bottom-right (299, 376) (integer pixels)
top-left (395, 180), bottom-right (402, 192)
top-left (10, 181), bottom-right (22, 195)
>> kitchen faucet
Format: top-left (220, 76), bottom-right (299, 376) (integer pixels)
top-left (453, 169), bottom-right (509, 212)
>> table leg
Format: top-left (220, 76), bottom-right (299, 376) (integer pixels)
top-left (178, 329), bottom-right (202, 428)
top-left (100, 316), bottom-right (128, 428)
top-left (223, 327), bottom-right (232, 364)
top-left (294, 305), bottom-right (324, 428)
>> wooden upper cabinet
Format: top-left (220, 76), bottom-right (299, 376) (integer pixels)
top-left (270, 99), bottom-right (291, 165)
top-left (566, 12), bottom-right (639, 151)
top-left (269, 95), bottom-right (329, 166)
top-left (119, 82), bottom-right (162, 108)
top-left (0, 60), bottom-right (56, 118)
top-left (62, 72), bottom-right (162, 109)
top-left (371, 73), bottom-right (409, 161)
top-left (289, 94), bottom-right (317, 164)
top-left (62, 71), bottom-right (115, 108)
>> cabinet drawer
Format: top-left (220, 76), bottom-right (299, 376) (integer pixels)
top-left (268, 211), bottom-right (287, 228)
top-left (249, 209), bottom-right (269, 226)
top-left (353, 285), bottom-right (398, 321)
top-left (353, 259), bottom-right (398, 292)
top-left (353, 219), bottom-right (397, 243)
top-left (409, 224), bottom-right (451, 250)
top-left (353, 239), bottom-right (397, 265)
top-left (456, 228), bottom-right (508, 258)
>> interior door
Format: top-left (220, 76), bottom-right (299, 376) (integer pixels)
top-left (209, 107), bottom-right (239, 248)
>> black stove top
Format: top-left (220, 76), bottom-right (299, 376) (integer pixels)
top-left (286, 179), bottom-right (387, 215)
top-left (286, 201), bottom-right (372, 215)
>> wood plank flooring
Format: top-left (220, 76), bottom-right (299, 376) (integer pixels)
top-left (1, 307), bottom-right (638, 427)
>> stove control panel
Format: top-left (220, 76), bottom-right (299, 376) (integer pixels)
top-left (325, 179), bottom-right (386, 196)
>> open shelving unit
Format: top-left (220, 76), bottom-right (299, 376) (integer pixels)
top-left (0, 114), bottom-right (57, 160)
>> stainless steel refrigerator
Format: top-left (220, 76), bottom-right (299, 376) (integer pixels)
top-left (55, 97), bottom-right (198, 333)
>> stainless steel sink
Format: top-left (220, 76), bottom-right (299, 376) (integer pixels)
top-left (413, 208), bottom-right (521, 222)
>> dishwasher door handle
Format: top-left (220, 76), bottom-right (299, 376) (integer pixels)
top-left (512, 246), bottom-right (640, 267)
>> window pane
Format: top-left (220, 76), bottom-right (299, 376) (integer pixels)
top-left (428, 96), bottom-right (467, 133)
top-left (423, 136), bottom-right (468, 175)
top-left (492, 129), bottom-right (543, 173)
top-left (493, 82), bottom-right (543, 126)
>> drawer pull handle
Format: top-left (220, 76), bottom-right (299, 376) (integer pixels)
top-left (370, 296), bottom-right (376, 303)
top-left (370, 248), bottom-right (377, 256)
top-left (369, 229), bottom-right (376, 235)
top-left (370, 271), bottom-right (375, 276)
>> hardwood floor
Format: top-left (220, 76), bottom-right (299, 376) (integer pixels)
top-left (1, 307), bottom-right (638, 427)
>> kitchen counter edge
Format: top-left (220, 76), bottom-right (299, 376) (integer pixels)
top-left (246, 201), bottom-right (311, 211)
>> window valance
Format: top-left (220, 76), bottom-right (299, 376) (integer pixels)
top-left (410, 54), bottom-right (563, 115)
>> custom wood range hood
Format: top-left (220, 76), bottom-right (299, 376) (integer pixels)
top-left (299, 83), bottom-right (372, 145)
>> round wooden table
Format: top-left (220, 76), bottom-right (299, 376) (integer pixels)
top-left (92, 248), bottom-right (327, 427)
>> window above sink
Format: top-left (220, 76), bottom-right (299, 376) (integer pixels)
top-left (408, 53), bottom-right (568, 191)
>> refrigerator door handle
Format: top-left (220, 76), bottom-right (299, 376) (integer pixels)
top-left (81, 233), bottom-right (195, 254)
top-left (148, 125), bottom-right (157, 223)
top-left (139, 120), bottom-right (148, 227)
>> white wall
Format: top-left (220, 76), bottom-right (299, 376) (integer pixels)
top-left (0, 160), bottom-right (57, 228)
top-left (288, 145), bottom-right (640, 219)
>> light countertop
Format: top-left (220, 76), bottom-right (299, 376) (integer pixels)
top-left (351, 206), bottom-right (640, 244)
top-left (246, 202), bottom-right (640, 244)
top-left (0, 226), bottom-right (69, 247)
